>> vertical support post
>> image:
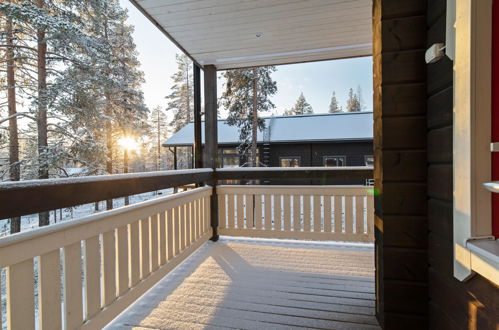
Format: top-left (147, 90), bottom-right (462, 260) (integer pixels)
top-left (193, 64), bottom-right (203, 169)
top-left (173, 146), bottom-right (177, 170)
top-left (204, 65), bottom-right (219, 241)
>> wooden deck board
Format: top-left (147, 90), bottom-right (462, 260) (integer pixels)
top-left (106, 237), bottom-right (379, 330)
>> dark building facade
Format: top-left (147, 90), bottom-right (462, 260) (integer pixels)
top-left (164, 111), bottom-right (374, 170)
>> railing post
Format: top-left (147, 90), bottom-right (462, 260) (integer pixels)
top-left (204, 65), bottom-right (219, 241)
top-left (193, 63), bottom-right (203, 169)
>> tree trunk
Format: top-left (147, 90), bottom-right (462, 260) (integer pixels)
top-left (251, 67), bottom-right (259, 167)
top-left (105, 107), bottom-right (113, 210)
top-left (37, 0), bottom-right (50, 227)
top-left (104, 20), bottom-right (113, 210)
top-left (6, 16), bottom-right (21, 233)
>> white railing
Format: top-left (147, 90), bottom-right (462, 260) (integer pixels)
top-left (217, 185), bottom-right (374, 242)
top-left (0, 186), bottom-right (212, 330)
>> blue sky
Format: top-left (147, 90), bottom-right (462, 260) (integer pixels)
top-left (120, 0), bottom-right (373, 117)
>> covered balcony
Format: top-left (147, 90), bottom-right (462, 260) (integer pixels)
top-left (1, 0), bottom-right (498, 329)
top-left (0, 167), bottom-right (375, 329)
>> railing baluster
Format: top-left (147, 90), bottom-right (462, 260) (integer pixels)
top-left (303, 195), bottom-right (311, 232)
top-left (204, 195), bottom-right (210, 233)
top-left (356, 196), bottom-right (365, 234)
top-left (246, 194), bottom-right (254, 229)
top-left (7, 259), bottom-right (35, 329)
top-left (218, 194), bottom-right (226, 229)
top-left (185, 203), bottom-right (191, 246)
top-left (102, 230), bottom-right (116, 306)
top-left (197, 198), bottom-right (202, 238)
top-left (293, 195), bottom-right (301, 231)
top-left (64, 242), bottom-right (83, 329)
top-left (255, 195), bottom-right (263, 230)
top-left (283, 195), bottom-right (291, 231)
top-left (274, 194), bottom-right (282, 231)
top-left (84, 236), bottom-right (100, 320)
top-left (345, 196), bottom-right (354, 234)
top-left (193, 200), bottom-right (198, 240)
top-left (313, 195), bottom-right (321, 232)
top-left (116, 225), bottom-right (129, 296)
top-left (129, 221), bottom-right (140, 285)
top-left (141, 218), bottom-right (151, 277)
top-left (39, 249), bottom-right (62, 329)
top-left (150, 214), bottom-right (159, 271)
top-left (324, 195), bottom-right (332, 233)
top-left (174, 207), bottom-right (181, 254)
top-left (237, 195), bottom-right (244, 229)
top-left (264, 194), bottom-right (272, 230)
top-left (166, 209), bottom-right (174, 260)
top-left (227, 194), bottom-right (235, 229)
top-left (189, 201), bottom-right (194, 244)
top-left (158, 212), bottom-right (167, 266)
top-left (334, 196), bottom-right (342, 234)
top-left (180, 205), bottom-right (186, 250)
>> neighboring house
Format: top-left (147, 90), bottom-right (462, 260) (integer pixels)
top-left (163, 111), bottom-right (373, 170)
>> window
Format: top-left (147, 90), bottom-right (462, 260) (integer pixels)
top-left (280, 157), bottom-right (300, 167)
top-left (364, 155), bottom-right (374, 167)
top-left (323, 156), bottom-right (346, 167)
top-left (221, 148), bottom-right (240, 168)
top-left (452, 0), bottom-right (498, 285)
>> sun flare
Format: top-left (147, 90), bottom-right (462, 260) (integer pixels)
top-left (118, 137), bottom-right (139, 151)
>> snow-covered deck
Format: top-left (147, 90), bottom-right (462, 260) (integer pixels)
top-left (107, 237), bottom-right (379, 330)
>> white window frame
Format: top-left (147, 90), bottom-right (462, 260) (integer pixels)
top-left (323, 155), bottom-right (346, 167)
top-left (452, 0), bottom-right (498, 285)
top-left (279, 156), bottom-right (301, 167)
top-left (364, 155), bottom-right (374, 167)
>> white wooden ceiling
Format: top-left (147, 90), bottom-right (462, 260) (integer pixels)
top-left (132, 0), bottom-right (372, 70)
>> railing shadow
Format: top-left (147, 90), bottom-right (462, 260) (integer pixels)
top-left (107, 237), bottom-right (379, 329)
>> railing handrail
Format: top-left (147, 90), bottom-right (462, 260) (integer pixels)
top-left (217, 184), bottom-right (373, 195)
top-left (0, 168), bottom-right (213, 219)
top-left (216, 166), bottom-right (373, 180)
top-left (0, 167), bottom-right (373, 219)
top-left (0, 186), bottom-right (212, 268)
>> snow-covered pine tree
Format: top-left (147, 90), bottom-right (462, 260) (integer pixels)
top-left (284, 92), bottom-right (313, 115)
top-left (221, 66), bottom-right (277, 166)
top-left (166, 54), bottom-right (193, 133)
top-left (328, 91), bottom-right (342, 113)
top-left (1, 0), bottom-right (108, 225)
top-left (346, 87), bottom-right (361, 112)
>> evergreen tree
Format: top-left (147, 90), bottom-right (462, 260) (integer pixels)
top-left (328, 91), bottom-right (342, 113)
top-left (221, 66), bottom-right (277, 166)
top-left (1, 0), bottom-right (108, 224)
top-left (166, 54), bottom-right (193, 133)
top-left (284, 92), bottom-right (313, 115)
top-left (149, 106), bottom-right (168, 170)
top-left (346, 87), bottom-right (361, 112)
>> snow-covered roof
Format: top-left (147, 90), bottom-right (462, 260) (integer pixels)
top-left (163, 111), bottom-right (373, 147)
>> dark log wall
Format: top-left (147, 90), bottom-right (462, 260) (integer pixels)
top-left (268, 141), bottom-right (372, 167)
top-left (373, 0), bottom-right (429, 328)
top-left (426, 1), bottom-right (499, 329)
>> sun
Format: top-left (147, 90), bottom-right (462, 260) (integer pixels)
top-left (118, 137), bottom-right (139, 151)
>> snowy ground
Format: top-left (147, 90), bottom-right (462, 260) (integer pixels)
top-left (0, 188), bottom-right (174, 237)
